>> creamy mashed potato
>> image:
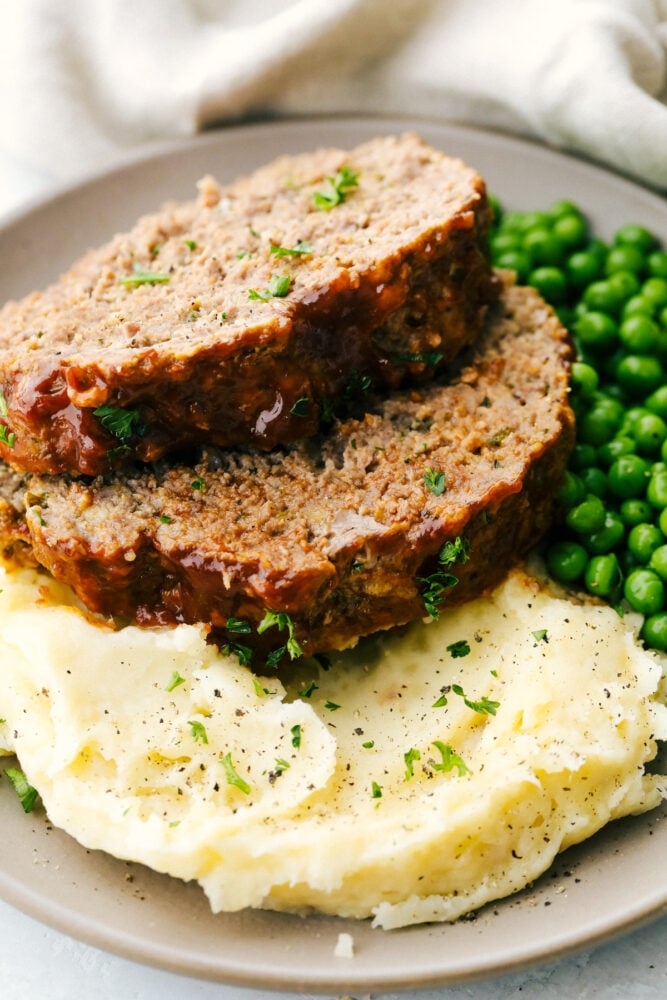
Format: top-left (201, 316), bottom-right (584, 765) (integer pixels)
top-left (0, 566), bottom-right (666, 929)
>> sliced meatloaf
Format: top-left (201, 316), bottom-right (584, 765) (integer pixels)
top-left (0, 133), bottom-right (497, 477)
top-left (0, 279), bottom-right (574, 662)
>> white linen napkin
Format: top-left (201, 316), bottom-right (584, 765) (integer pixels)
top-left (1, 0), bottom-right (667, 216)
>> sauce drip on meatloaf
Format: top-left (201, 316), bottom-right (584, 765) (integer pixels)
top-left (0, 133), bottom-right (497, 476)
top-left (0, 278), bottom-right (574, 662)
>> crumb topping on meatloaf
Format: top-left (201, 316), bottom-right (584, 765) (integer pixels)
top-left (0, 133), bottom-right (497, 476)
top-left (0, 277), bottom-right (575, 661)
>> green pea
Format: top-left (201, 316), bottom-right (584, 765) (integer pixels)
top-left (587, 511), bottom-right (625, 554)
top-left (553, 213), bottom-right (588, 248)
top-left (557, 471), bottom-right (586, 508)
top-left (487, 193), bottom-right (503, 225)
top-left (622, 295), bottom-right (655, 319)
top-left (624, 567), bottom-right (665, 615)
top-left (579, 466), bottom-right (607, 498)
top-left (548, 199), bottom-right (583, 220)
top-left (523, 228), bottom-right (565, 266)
top-left (583, 280), bottom-right (625, 314)
top-left (646, 470), bottom-right (667, 508)
top-left (618, 315), bottom-right (660, 353)
top-left (642, 277), bottom-right (667, 309)
top-left (614, 223), bottom-right (658, 254)
top-left (567, 250), bottom-right (602, 288)
top-left (646, 386), bottom-right (667, 419)
top-left (648, 250), bottom-right (667, 279)
top-left (528, 266), bottom-right (568, 304)
top-left (619, 498), bottom-right (653, 526)
top-left (615, 354), bottom-right (664, 397)
top-left (546, 541), bottom-right (588, 582)
top-left (641, 612), bottom-right (667, 650)
top-left (661, 438), bottom-right (667, 463)
top-left (495, 251), bottom-right (531, 282)
top-left (627, 522), bottom-right (664, 563)
top-left (659, 507), bottom-right (667, 535)
top-left (607, 270), bottom-right (641, 301)
top-left (570, 442), bottom-right (598, 471)
top-left (607, 454), bottom-right (651, 497)
top-left (565, 495), bottom-right (606, 534)
top-left (579, 408), bottom-right (620, 447)
top-left (619, 407), bottom-right (652, 435)
top-left (605, 244), bottom-right (645, 275)
top-left (584, 553), bottom-right (622, 598)
top-left (575, 311), bottom-right (618, 352)
top-left (633, 413), bottom-right (667, 455)
top-left (597, 436), bottom-right (635, 468)
top-left (491, 232), bottom-right (521, 255)
top-left (649, 544), bottom-right (667, 579)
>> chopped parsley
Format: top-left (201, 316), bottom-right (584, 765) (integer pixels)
top-left (266, 646), bottom-right (286, 669)
top-left (121, 263), bottom-right (170, 286)
top-left (431, 741), bottom-right (469, 777)
top-left (94, 404), bottom-right (145, 443)
top-left (313, 165), bottom-right (360, 210)
top-left (191, 475), bottom-right (206, 491)
top-left (274, 757), bottom-right (291, 774)
top-left (418, 536), bottom-right (470, 619)
top-left (362, 740), bottom-right (375, 749)
top-left (371, 780), bottom-right (383, 799)
top-left (298, 680), bottom-right (318, 699)
top-left (0, 389), bottom-right (8, 416)
top-left (290, 396), bottom-right (309, 417)
top-left (532, 628), bottom-right (549, 642)
top-left (221, 642), bottom-right (253, 666)
top-left (0, 424), bottom-right (15, 449)
top-left (220, 752), bottom-right (251, 795)
top-left (5, 767), bottom-right (39, 813)
top-left (159, 514), bottom-right (172, 524)
top-left (404, 747), bottom-right (421, 780)
top-left (258, 610), bottom-right (303, 659)
top-left (270, 241), bottom-right (313, 257)
top-left (451, 683), bottom-right (500, 716)
top-left (226, 617), bottom-right (252, 634)
top-left (185, 239), bottom-right (197, 251)
top-left (432, 691), bottom-right (449, 708)
top-left (446, 639), bottom-right (471, 658)
top-left (188, 720), bottom-right (209, 744)
top-left (165, 671), bottom-right (186, 692)
top-left (248, 274), bottom-right (292, 301)
top-left (423, 467), bottom-right (446, 496)
top-left (290, 724), bottom-right (302, 748)
top-left (324, 700), bottom-right (341, 712)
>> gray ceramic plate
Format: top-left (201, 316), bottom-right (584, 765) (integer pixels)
top-left (1, 118), bottom-right (666, 993)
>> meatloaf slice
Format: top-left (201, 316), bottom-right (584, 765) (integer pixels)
top-left (0, 133), bottom-right (497, 477)
top-left (0, 278), bottom-right (574, 662)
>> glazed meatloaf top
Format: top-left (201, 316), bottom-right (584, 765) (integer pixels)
top-left (0, 277), bottom-right (574, 663)
top-left (0, 132), bottom-right (497, 476)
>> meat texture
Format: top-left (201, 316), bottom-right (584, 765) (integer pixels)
top-left (0, 133), bottom-right (497, 476)
top-left (0, 279), bottom-right (574, 664)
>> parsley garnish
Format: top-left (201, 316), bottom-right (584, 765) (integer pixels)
top-left (266, 646), bottom-right (286, 669)
top-left (165, 671), bottom-right (185, 692)
top-left (298, 680), bottom-right (318, 699)
top-left (94, 404), bottom-right (145, 443)
top-left (404, 747), bottom-right (421, 779)
top-left (362, 740), bottom-right (375, 749)
top-left (191, 476), bottom-right (206, 491)
top-left (0, 424), bottom-right (15, 449)
top-left (451, 683), bottom-right (500, 716)
top-left (121, 263), bottom-right (170, 286)
top-left (226, 617), bottom-right (252, 634)
top-left (274, 757), bottom-right (291, 774)
top-left (258, 610), bottom-right (303, 659)
top-left (324, 700), bottom-right (341, 712)
top-left (431, 741), bottom-right (469, 777)
top-left (423, 467), bottom-right (446, 496)
top-left (270, 241), bottom-right (313, 257)
top-left (220, 752), bottom-right (251, 795)
top-left (446, 639), bottom-right (471, 658)
top-left (371, 780), bottom-right (383, 799)
top-left (185, 239), bottom-right (197, 250)
top-left (221, 642), bottom-right (253, 666)
top-left (248, 274), bottom-right (292, 301)
top-left (159, 514), bottom-right (172, 524)
top-left (418, 536), bottom-right (470, 619)
top-left (291, 724), bottom-right (302, 748)
top-left (188, 720), bottom-right (209, 744)
top-left (5, 768), bottom-right (39, 813)
top-left (532, 629), bottom-right (548, 642)
top-left (290, 396), bottom-right (309, 417)
top-left (432, 692), bottom-right (449, 708)
top-left (313, 165), bottom-right (359, 210)
top-left (0, 390), bottom-right (8, 417)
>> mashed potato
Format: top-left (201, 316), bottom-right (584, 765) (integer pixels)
top-left (0, 566), bottom-right (665, 929)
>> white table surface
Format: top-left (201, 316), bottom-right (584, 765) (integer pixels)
top-left (0, 147), bottom-right (666, 1000)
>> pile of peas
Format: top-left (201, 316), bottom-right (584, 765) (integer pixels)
top-left (489, 197), bottom-right (667, 652)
